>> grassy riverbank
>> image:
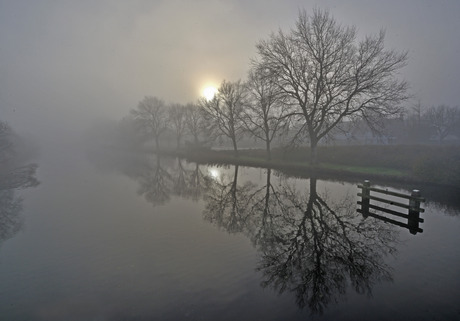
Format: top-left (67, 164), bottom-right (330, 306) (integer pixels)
top-left (161, 144), bottom-right (460, 187)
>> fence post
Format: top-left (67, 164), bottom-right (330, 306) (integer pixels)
top-left (408, 189), bottom-right (421, 235)
top-left (362, 180), bottom-right (370, 218)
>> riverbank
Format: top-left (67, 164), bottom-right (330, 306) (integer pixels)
top-left (159, 145), bottom-right (460, 187)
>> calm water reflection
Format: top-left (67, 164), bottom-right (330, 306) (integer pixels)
top-left (205, 167), bottom-right (398, 314)
top-left (0, 164), bottom-right (39, 246)
top-left (1, 146), bottom-right (459, 320)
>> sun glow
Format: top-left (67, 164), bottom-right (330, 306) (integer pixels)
top-left (203, 86), bottom-right (218, 101)
top-left (209, 168), bottom-right (220, 179)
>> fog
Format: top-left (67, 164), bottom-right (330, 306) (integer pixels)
top-left (1, 0), bottom-right (459, 143)
top-left (2, 3), bottom-right (460, 318)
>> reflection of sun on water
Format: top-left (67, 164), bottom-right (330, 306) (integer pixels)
top-left (209, 168), bottom-right (220, 179)
top-left (203, 86), bottom-right (217, 101)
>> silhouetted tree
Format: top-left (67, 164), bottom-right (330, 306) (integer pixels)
top-left (185, 103), bottom-right (214, 148)
top-left (424, 104), bottom-right (460, 141)
top-left (199, 80), bottom-right (247, 156)
top-left (168, 103), bottom-right (187, 149)
top-left (403, 100), bottom-right (430, 143)
top-left (243, 69), bottom-right (288, 160)
top-left (255, 9), bottom-right (408, 163)
top-left (130, 96), bottom-right (168, 150)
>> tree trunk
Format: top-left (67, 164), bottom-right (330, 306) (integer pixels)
top-left (265, 131), bottom-right (271, 161)
top-left (176, 136), bottom-right (181, 149)
top-left (194, 134), bottom-right (199, 146)
top-left (310, 175), bottom-right (317, 196)
top-left (233, 165), bottom-right (239, 188)
top-left (262, 169), bottom-right (271, 220)
top-left (155, 136), bottom-right (160, 151)
top-left (310, 140), bottom-right (318, 165)
top-left (265, 139), bottom-right (272, 160)
top-left (232, 136), bottom-right (238, 157)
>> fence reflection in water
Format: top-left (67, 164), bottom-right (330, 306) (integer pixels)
top-left (357, 180), bottom-right (425, 234)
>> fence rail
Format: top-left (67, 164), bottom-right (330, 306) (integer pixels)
top-left (357, 180), bottom-right (426, 234)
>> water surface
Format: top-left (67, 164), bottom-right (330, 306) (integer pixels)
top-left (1, 143), bottom-right (459, 320)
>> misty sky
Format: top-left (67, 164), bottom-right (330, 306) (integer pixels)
top-left (1, 0), bottom-right (459, 136)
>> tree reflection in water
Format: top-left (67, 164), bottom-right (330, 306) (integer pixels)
top-left (203, 168), bottom-right (399, 314)
top-left (135, 156), bottom-right (173, 206)
top-left (171, 160), bottom-right (212, 201)
top-left (203, 165), bottom-right (260, 233)
top-left (95, 152), bottom-right (212, 207)
top-left (87, 151), bottom-right (400, 314)
top-left (0, 164), bottom-right (39, 245)
top-left (187, 163), bottom-right (211, 201)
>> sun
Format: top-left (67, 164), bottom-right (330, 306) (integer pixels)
top-left (203, 86), bottom-right (218, 101)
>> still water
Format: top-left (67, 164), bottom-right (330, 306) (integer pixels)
top-left (1, 143), bottom-right (459, 320)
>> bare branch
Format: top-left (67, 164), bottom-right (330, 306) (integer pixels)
top-left (255, 9), bottom-right (408, 163)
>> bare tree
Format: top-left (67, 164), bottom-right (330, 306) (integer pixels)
top-left (168, 103), bottom-right (187, 149)
top-left (130, 96), bottom-right (168, 151)
top-left (255, 9), bottom-right (408, 163)
top-left (411, 100), bottom-right (424, 125)
top-left (199, 80), bottom-right (247, 156)
top-left (424, 104), bottom-right (460, 141)
top-left (243, 69), bottom-right (288, 160)
top-left (403, 100), bottom-right (430, 143)
top-left (185, 103), bottom-right (209, 147)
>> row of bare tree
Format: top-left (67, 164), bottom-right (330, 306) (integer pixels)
top-left (127, 70), bottom-right (290, 159)
top-left (128, 98), bottom-right (208, 151)
top-left (124, 9), bottom-right (409, 164)
top-left (404, 102), bottom-right (460, 142)
top-left (124, 9), bottom-right (457, 163)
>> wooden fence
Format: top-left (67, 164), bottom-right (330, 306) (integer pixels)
top-left (357, 180), bottom-right (425, 234)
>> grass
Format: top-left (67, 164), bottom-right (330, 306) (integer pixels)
top-left (318, 163), bottom-right (407, 177)
top-left (158, 144), bottom-right (460, 187)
